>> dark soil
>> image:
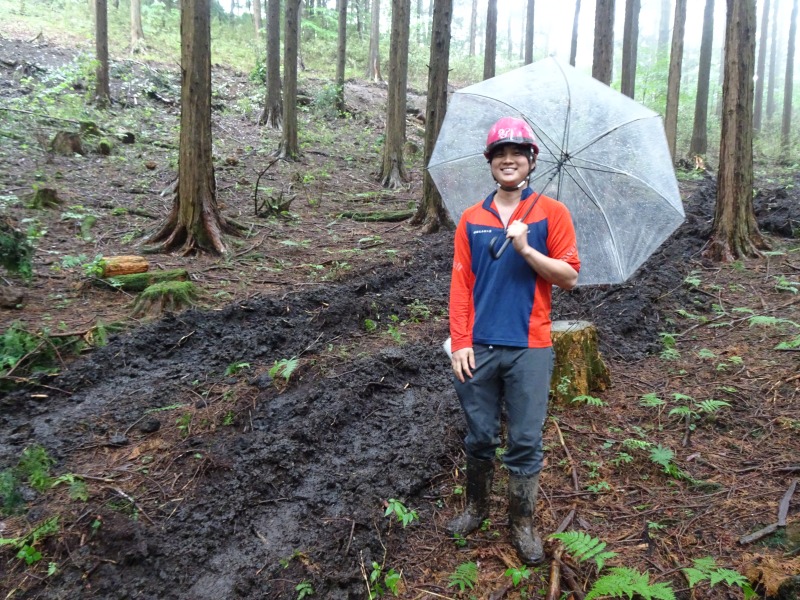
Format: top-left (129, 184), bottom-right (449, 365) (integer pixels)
top-left (1, 33), bottom-right (799, 600)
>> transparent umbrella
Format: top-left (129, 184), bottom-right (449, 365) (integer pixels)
top-left (427, 57), bottom-right (685, 285)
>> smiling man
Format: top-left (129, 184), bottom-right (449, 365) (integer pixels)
top-left (447, 117), bottom-right (580, 565)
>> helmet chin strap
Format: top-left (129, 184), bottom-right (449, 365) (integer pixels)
top-left (495, 163), bottom-right (536, 193)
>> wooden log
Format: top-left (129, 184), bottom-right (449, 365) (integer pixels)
top-left (131, 281), bottom-right (198, 318)
top-left (100, 256), bottom-right (149, 278)
top-left (550, 320), bottom-right (610, 403)
top-left (101, 268), bottom-right (188, 292)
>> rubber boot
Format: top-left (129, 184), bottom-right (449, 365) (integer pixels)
top-left (508, 473), bottom-right (544, 565)
top-left (446, 457), bottom-right (494, 537)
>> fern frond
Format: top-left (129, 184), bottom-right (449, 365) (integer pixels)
top-left (549, 531), bottom-right (618, 571)
top-left (696, 399), bottom-right (731, 414)
top-left (447, 561), bottom-right (477, 592)
top-left (649, 445), bottom-right (674, 468)
top-left (585, 567), bottom-right (676, 600)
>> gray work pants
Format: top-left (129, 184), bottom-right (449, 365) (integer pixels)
top-left (453, 344), bottom-right (554, 476)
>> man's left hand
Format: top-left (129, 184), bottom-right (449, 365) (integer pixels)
top-left (506, 220), bottom-right (529, 253)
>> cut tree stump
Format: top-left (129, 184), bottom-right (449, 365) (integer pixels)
top-left (550, 320), bottom-right (610, 402)
top-left (99, 255), bottom-right (149, 278)
top-left (25, 187), bottom-right (62, 209)
top-left (99, 268), bottom-right (189, 292)
top-left (131, 281), bottom-right (198, 318)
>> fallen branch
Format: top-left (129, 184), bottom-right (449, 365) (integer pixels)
top-left (738, 479), bottom-right (797, 544)
top-left (545, 545), bottom-right (564, 600)
top-left (337, 209), bottom-right (414, 222)
top-left (552, 418), bottom-right (579, 533)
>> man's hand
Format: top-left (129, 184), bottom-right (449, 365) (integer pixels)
top-left (506, 219), bottom-right (530, 254)
top-left (451, 347), bottom-right (475, 383)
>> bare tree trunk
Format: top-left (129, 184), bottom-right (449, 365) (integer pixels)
top-left (146, 0), bottom-right (238, 255)
top-left (131, 0), bottom-right (145, 51)
top-left (335, 0), bottom-right (348, 113)
top-left (95, 0), bottom-right (110, 107)
top-left (782, 0), bottom-right (798, 149)
top-left (259, 0), bottom-right (282, 128)
top-left (592, 0), bottom-right (614, 85)
top-left (483, 0), bottom-right (497, 79)
top-left (468, 0), bottom-right (477, 56)
top-left (664, 0), bottom-right (687, 160)
top-left (754, 0), bottom-right (770, 131)
top-left (767, 0), bottom-right (780, 122)
top-left (253, 0), bottom-right (262, 37)
top-left (524, 0), bottom-right (534, 65)
top-left (280, 0), bottom-right (302, 159)
top-left (690, 0), bottom-right (714, 156)
top-left (380, 0), bottom-right (410, 188)
top-left (620, 0), bottom-right (640, 98)
top-left (570, 0), bottom-right (581, 66)
top-left (658, 0), bottom-right (671, 59)
top-left (366, 0), bottom-right (382, 81)
top-left (707, 0), bottom-right (766, 262)
top-left (412, 0), bottom-right (452, 233)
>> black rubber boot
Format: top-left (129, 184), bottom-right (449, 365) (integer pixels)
top-left (508, 473), bottom-right (544, 565)
top-left (446, 457), bottom-right (494, 537)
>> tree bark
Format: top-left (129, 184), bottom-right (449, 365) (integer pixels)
top-left (570, 0), bottom-right (581, 66)
top-left (468, 0), bottom-right (477, 57)
top-left (754, 0), bottom-right (770, 131)
top-left (657, 0), bottom-right (671, 59)
top-left (767, 0), bottom-right (780, 122)
top-left (280, 0), bottom-right (302, 159)
top-left (706, 0), bottom-right (766, 262)
top-left (591, 0), bottom-right (614, 85)
top-left (782, 0), bottom-right (798, 149)
top-left (620, 0), bottom-right (640, 98)
top-left (335, 0), bottom-right (348, 113)
top-left (94, 0), bottom-right (110, 107)
top-left (483, 0), bottom-right (497, 79)
top-left (524, 0), bottom-right (534, 65)
top-left (412, 0), bottom-right (452, 233)
top-left (365, 0), bottom-right (382, 81)
top-left (253, 0), bottom-right (262, 37)
top-left (664, 0), bottom-right (687, 160)
top-left (259, 0), bottom-right (283, 128)
top-left (380, 0), bottom-right (410, 188)
top-left (131, 0), bottom-right (145, 51)
top-left (689, 0), bottom-right (714, 156)
top-left (146, 0), bottom-right (239, 255)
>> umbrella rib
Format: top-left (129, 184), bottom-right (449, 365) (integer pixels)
top-left (554, 155), bottom-right (685, 218)
top-left (568, 115), bottom-right (658, 158)
top-left (560, 165), bottom-right (625, 280)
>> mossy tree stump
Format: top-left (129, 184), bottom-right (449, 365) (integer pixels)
top-left (550, 320), bottom-right (610, 402)
top-left (98, 268), bottom-right (189, 292)
top-left (131, 280), bottom-right (198, 318)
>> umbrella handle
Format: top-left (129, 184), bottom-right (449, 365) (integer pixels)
top-left (489, 235), bottom-right (512, 259)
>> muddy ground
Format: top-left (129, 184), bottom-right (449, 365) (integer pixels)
top-left (1, 32), bottom-right (799, 600)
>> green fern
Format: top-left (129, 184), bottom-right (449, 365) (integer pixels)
top-left (682, 556), bottom-right (749, 589)
top-left (585, 567), bottom-right (676, 600)
top-left (550, 531), bottom-right (618, 572)
top-left (447, 561), bottom-right (478, 592)
top-left (696, 399), bottom-right (731, 414)
top-left (572, 395), bottom-right (606, 407)
top-left (775, 335), bottom-right (800, 350)
top-left (639, 393), bottom-right (665, 408)
top-left (649, 444), bottom-right (674, 468)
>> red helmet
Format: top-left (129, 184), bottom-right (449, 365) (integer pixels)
top-left (484, 117), bottom-right (539, 159)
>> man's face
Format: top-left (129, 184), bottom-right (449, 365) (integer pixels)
top-left (490, 144), bottom-right (535, 189)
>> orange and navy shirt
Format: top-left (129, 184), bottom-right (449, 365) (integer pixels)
top-left (449, 187), bottom-right (580, 352)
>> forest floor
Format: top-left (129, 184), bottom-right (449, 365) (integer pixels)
top-left (1, 30), bottom-right (800, 600)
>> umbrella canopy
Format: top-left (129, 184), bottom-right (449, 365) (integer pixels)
top-left (428, 57), bottom-right (685, 286)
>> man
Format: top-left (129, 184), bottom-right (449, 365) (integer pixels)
top-left (448, 117), bottom-right (580, 565)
